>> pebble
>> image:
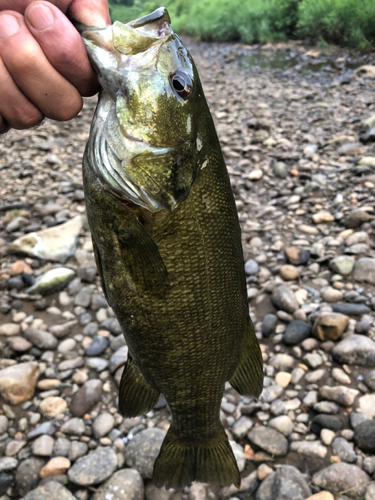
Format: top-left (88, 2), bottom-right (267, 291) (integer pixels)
top-left (31, 435), bottom-right (54, 456)
top-left (26, 268), bottom-right (76, 296)
top-left (0, 323), bottom-right (21, 336)
top-left (23, 480), bottom-right (76, 500)
top-left (319, 385), bottom-right (359, 407)
top-left (92, 413), bottom-right (115, 439)
top-left (39, 457), bottom-right (71, 478)
top-left (0, 362), bottom-right (40, 405)
top-left (247, 426), bottom-right (289, 456)
top-left (15, 458), bottom-right (45, 497)
top-left (256, 465), bottom-right (311, 500)
top-left (312, 463), bottom-right (370, 497)
top-left (329, 255), bottom-right (355, 275)
top-left (283, 320), bottom-right (311, 345)
top-left (313, 313), bottom-right (349, 341)
top-left (39, 397), bottom-right (68, 417)
top-left (232, 416), bottom-right (254, 438)
top-left (271, 285), bottom-right (299, 313)
top-left (85, 336), bottom-right (109, 356)
top-left (290, 441), bottom-right (327, 458)
top-left (268, 415), bottom-right (293, 436)
top-left (92, 468), bottom-right (144, 500)
top-left (68, 447), bottom-right (117, 486)
top-left (24, 327), bottom-right (58, 350)
top-left (332, 303), bottom-right (371, 316)
top-left (331, 437), bottom-right (356, 463)
top-left (285, 247), bottom-right (310, 265)
top-left (353, 258), bottom-right (375, 285)
top-left (125, 428), bottom-right (166, 478)
top-left (320, 429), bottom-right (336, 446)
top-left (69, 441), bottom-right (88, 462)
top-left (60, 418), bottom-right (85, 436)
top-left (332, 334), bottom-right (375, 366)
top-left (71, 379), bottom-right (103, 417)
top-left (354, 420), bottom-right (375, 453)
top-left (280, 265), bottom-right (299, 280)
top-left (261, 314), bottom-right (278, 338)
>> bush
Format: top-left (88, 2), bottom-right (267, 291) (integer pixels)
top-left (108, 0), bottom-right (375, 48)
top-left (298, 0), bottom-right (375, 48)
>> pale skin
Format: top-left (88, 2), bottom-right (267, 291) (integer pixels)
top-left (0, 0), bottom-right (110, 132)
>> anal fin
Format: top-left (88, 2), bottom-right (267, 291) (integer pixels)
top-left (119, 355), bottom-right (159, 417)
top-left (229, 318), bottom-right (263, 398)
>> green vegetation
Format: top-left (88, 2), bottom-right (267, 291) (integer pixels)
top-left (108, 0), bottom-right (375, 48)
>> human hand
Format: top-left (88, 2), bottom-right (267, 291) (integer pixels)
top-left (0, 0), bottom-right (110, 132)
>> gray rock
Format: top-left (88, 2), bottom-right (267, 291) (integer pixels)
top-left (92, 468), bottom-right (144, 500)
top-left (256, 465), bottom-right (311, 500)
top-left (49, 320), bottom-right (78, 338)
top-left (313, 401), bottom-right (340, 414)
top-left (268, 353), bottom-right (295, 371)
top-left (272, 161), bottom-right (288, 178)
top-left (354, 420), bottom-right (375, 453)
top-left (364, 369), bottom-right (375, 390)
top-left (68, 447), bottom-right (117, 486)
top-left (68, 441), bottom-right (88, 462)
top-left (109, 345), bottom-right (128, 373)
top-left (231, 416), bottom-right (254, 439)
top-left (15, 458), bottom-right (45, 497)
top-left (0, 415), bottom-right (8, 433)
top-left (101, 317), bottom-right (122, 336)
top-left (92, 413), bottom-right (115, 439)
top-left (145, 482), bottom-right (172, 500)
top-left (311, 415), bottom-right (343, 434)
top-left (332, 334), bottom-right (375, 366)
top-left (283, 320), bottom-right (311, 345)
top-left (272, 285), bottom-right (299, 313)
top-left (28, 422), bottom-right (56, 440)
top-left (26, 268), bottom-right (75, 296)
top-left (268, 415), bottom-right (294, 436)
top-left (332, 437), bottom-right (356, 463)
top-left (313, 463), bottom-right (370, 498)
top-left (329, 256), bottom-right (355, 276)
top-left (125, 428), bottom-right (166, 478)
top-left (54, 438), bottom-right (71, 457)
top-left (23, 480), bottom-right (76, 500)
top-left (353, 258), bottom-right (375, 285)
top-left (86, 357), bottom-right (108, 372)
top-left (85, 336), bottom-right (109, 356)
top-left (261, 314), bottom-right (278, 338)
top-left (247, 426), bottom-right (288, 456)
top-left (355, 314), bottom-right (373, 334)
top-left (60, 418), bottom-right (85, 436)
top-left (245, 259), bottom-right (259, 275)
top-left (261, 384), bottom-right (284, 403)
top-left (0, 473), bottom-right (13, 495)
top-left (74, 286), bottom-right (93, 308)
top-left (24, 327), bottom-right (58, 350)
top-left (290, 441), bottom-right (327, 458)
top-left (0, 457), bottom-right (18, 473)
top-left (71, 379), bottom-right (102, 417)
top-left (366, 483), bottom-right (375, 500)
top-left (303, 353), bottom-right (323, 369)
top-left (332, 303), bottom-right (371, 316)
top-left (7, 216), bottom-right (83, 263)
top-left (77, 265), bottom-right (97, 283)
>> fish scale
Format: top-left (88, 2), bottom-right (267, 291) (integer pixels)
top-left (81, 7), bottom-right (263, 489)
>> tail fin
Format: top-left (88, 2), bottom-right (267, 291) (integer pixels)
top-left (153, 425), bottom-right (240, 489)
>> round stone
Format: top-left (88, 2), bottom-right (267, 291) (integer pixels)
top-left (125, 428), bottom-right (166, 478)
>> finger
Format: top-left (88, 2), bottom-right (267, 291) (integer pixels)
top-left (0, 54), bottom-right (43, 129)
top-left (0, 116), bottom-right (10, 134)
top-left (0, 11), bottom-right (83, 121)
top-left (0, 0), bottom-right (111, 26)
top-left (25, 1), bottom-right (99, 96)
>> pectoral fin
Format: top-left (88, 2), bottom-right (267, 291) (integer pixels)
top-left (119, 354), bottom-right (159, 417)
top-left (116, 219), bottom-right (168, 293)
top-left (229, 318), bottom-right (263, 398)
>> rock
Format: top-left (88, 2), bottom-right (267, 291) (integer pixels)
top-left (92, 468), bottom-right (144, 500)
top-left (355, 314), bottom-right (373, 334)
top-left (268, 415), bottom-right (293, 436)
top-left (68, 447), bottom-right (117, 486)
top-left (311, 415), bottom-right (344, 434)
top-left (71, 379), bottom-right (102, 417)
top-left (256, 465), bottom-right (311, 500)
top-left (332, 334), bottom-right (375, 366)
top-left (280, 265), bottom-right (299, 280)
top-left (332, 303), bottom-right (371, 316)
top-left (40, 397), bottom-right (68, 417)
top-left (322, 287), bottom-right (343, 303)
top-left (274, 372), bottom-right (291, 388)
top-left (74, 286), bottom-right (93, 308)
top-left (283, 320), bottom-right (311, 345)
top-left (306, 493), bottom-right (334, 500)
top-left (60, 418), bottom-right (85, 436)
top-left (15, 458), bottom-right (45, 497)
top-left (344, 210), bottom-right (375, 229)
top-left (69, 441), bottom-right (88, 462)
top-left (269, 353), bottom-right (295, 371)
top-left (145, 483), bottom-right (172, 500)
top-left (346, 231), bottom-right (370, 246)
top-left (357, 394), bottom-right (375, 419)
top-left (331, 437), bottom-right (356, 463)
top-left (313, 211), bottom-right (334, 223)
top-left (320, 429), bottom-right (336, 446)
top-left (230, 441), bottom-right (246, 472)
top-left (24, 327), bottom-right (58, 350)
top-left (313, 313), bottom-right (349, 341)
top-left (0, 362), bottom-right (39, 405)
top-left (0, 323), bottom-right (21, 336)
top-left (319, 386), bottom-right (359, 407)
top-left (8, 336), bottom-right (33, 352)
top-left (285, 247), bottom-right (310, 265)
top-left (92, 413), bottom-right (115, 439)
top-left (356, 65), bottom-right (375, 78)
top-left (247, 426), bottom-right (288, 456)
top-left (23, 480), bottom-right (76, 500)
top-left (354, 420), bottom-right (375, 453)
top-left (109, 345), bottom-right (128, 373)
top-left (353, 258), bottom-right (375, 285)
top-left (271, 285), bottom-right (299, 313)
top-left (7, 216), bottom-right (83, 263)
top-left (85, 336), bottom-right (109, 356)
top-left (290, 441), bottom-right (327, 458)
top-left (0, 473), bottom-right (13, 495)
top-left (329, 256), bottom-right (355, 276)
top-left (232, 416), bottom-right (254, 439)
top-left (0, 457), bottom-right (18, 473)
top-left (26, 268), bottom-right (75, 296)
top-left (0, 415), bottom-right (8, 434)
top-left (49, 320), bottom-right (78, 338)
top-left (261, 314), bottom-right (278, 338)
top-left (125, 428), bottom-right (166, 478)
top-left (366, 483), bottom-right (375, 500)
top-left (31, 435), bottom-right (54, 456)
top-left (272, 161), bottom-right (288, 178)
top-left (245, 259), bottom-right (259, 275)
top-left (312, 463), bottom-right (370, 498)
top-left (39, 457), bottom-right (71, 478)
top-left (28, 422), bottom-right (56, 439)
top-left (364, 369), bottom-right (375, 390)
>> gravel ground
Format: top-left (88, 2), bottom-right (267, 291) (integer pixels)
top-left (1, 40), bottom-right (375, 500)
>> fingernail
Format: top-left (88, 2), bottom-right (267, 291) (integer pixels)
top-left (27, 3), bottom-right (54, 30)
top-left (0, 15), bottom-right (20, 38)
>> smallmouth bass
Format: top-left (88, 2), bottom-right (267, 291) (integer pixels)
top-left (81, 8), bottom-right (263, 489)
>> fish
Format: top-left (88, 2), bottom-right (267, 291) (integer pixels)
top-left (81, 7), bottom-right (263, 489)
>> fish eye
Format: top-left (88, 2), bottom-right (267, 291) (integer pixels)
top-left (170, 71), bottom-right (193, 99)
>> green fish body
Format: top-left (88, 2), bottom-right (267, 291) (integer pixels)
top-left (82, 8), bottom-right (263, 489)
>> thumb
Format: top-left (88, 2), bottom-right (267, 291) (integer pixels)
top-left (67, 0), bottom-right (110, 26)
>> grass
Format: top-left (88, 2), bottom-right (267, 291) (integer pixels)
top-left (108, 0), bottom-right (375, 48)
